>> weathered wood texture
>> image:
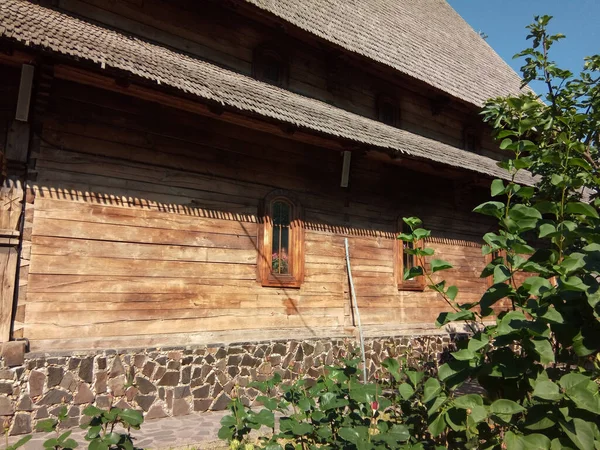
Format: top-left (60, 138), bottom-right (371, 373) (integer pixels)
top-left (56, 0), bottom-right (503, 160)
top-left (21, 78), bottom-right (493, 350)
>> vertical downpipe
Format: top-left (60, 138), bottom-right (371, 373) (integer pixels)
top-left (344, 238), bottom-right (367, 383)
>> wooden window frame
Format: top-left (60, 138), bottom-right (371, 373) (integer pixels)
top-left (252, 45), bottom-right (289, 88)
top-left (394, 219), bottom-right (425, 291)
top-left (258, 190), bottom-right (304, 288)
top-left (377, 94), bottom-right (400, 127)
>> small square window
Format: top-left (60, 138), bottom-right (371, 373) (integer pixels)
top-left (377, 95), bottom-right (400, 127)
top-left (253, 47), bottom-right (288, 87)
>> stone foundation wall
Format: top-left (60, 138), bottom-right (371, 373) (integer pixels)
top-left (0, 334), bottom-right (460, 435)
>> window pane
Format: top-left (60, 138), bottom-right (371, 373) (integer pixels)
top-left (380, 102), bottom-right (396, 125)
top-left (272, 201), bottom-right (291, 274)
top-left (403, 241), bottom-right (415, 277)
top-left (261, 56), bottom-right (281, 85)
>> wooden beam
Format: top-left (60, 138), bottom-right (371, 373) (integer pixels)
top-left (0, 179), bottom-right (23, 342)
top-left (53, 64), bottom-right (346, 152)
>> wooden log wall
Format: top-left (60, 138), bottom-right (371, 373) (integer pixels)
top-left (14, 77), bottom-right (496, 351)
top-left (57, 0), bottom-right (504, 160)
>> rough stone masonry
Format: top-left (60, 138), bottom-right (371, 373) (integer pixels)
top-left (0, 335), bottom-right (458, 435)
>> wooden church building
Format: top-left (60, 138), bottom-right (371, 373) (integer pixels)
top-left (0, 0), bottom-right (532, 432)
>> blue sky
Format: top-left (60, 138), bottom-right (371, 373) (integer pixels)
top-left (447, 1), bottom-right (599, 93)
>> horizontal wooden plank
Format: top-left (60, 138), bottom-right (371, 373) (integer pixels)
top-left (23, 312), bottom-right (345, 339)
top-left (32, 217), bottom-right (257, 248)
top-left (30, 255), bottom-right (257, 278)
top-left (32, 236), bottom-right (257, 264)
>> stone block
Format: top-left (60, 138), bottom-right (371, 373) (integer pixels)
top-left (133, 355), bottom-right (145, 369)
top-left (9, 413), bottom-right (31, 435)
top-left (0, 370), bottom-right (13, 380)
top-left (167, 351), bottom-right (182, 361)
top-left (227, 355), bottom-right (242, 366)
top-left (47, 367), bottom-right (63, 388)
top-left (125, 386), bottom-right (138, 402)
top-left (94, 371), bottom-right (107, 394)
top-left (79, 357), bottom-right (94, 383)
top-left (38, 389), bottom-right (72, 406)
top-left (172, 398), bottom-right (190, 416)
top-left (194, 399), bottom-right (211, 412)
top-left (134, 394), bottom-right (155, 412)
top-left (152, 366), bottom-right (166, 382)
top-left (114, 399), bottom-right (131, 410)
top-left (192, 384), bottom-right (210, 399)
top-left (67, 358), bottom-right (81, 371)
top-left (272, 343), bottom-right (286, 356)
top-left (211, 393), bottom-right (231, 411)
top-left (145, 404), bottom-right (167, 420)
top-left (0, 383), bottom-right (12, 395)
top-left (142, 361), bottom-right (156, 378)
top-left (174, 386), bottom-right (190, 399)
top-left (34, 406), bottom-right (48, 419)
top-left (167, 360), bottom-right (180, 370)
top-left (1, 342), bottom-right (25, 368)
top-left (95, 395), bottom-right (111, 408)
top-left (0, 396), bottom-right (14, 415)
top-left (107, 375), bottom-right (126, 396)
top-left (16, 395), bottom-right (32, 412)
top-left (109, 356), bottom-right (125, 379)
top-left (181, 366), bottom-right (191, 384)
top-left (157, 371), bottom-right (179, 386)
top-left (96, 357), bottom-right (106, 371)
top-left (59, 372), bottom-right (77, 392)
top-left (182, 356), bottom-right (193, 365)
top-left (74, 383), bottom-right (95, 405)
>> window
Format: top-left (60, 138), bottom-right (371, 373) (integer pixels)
top-left (394, 219), bottom-right (425, 291)
top-left (253, 46), bottom-right (288, 87)
top-left (464, 127), bottom-right (480, 153)
top-left (258, 191), bottom-right (304, 288)
top-left (377, 95), bottom-right (400, 127)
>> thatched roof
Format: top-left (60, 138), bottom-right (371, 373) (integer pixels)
top-left (243, 0), bottom-right (529, 107)
top-left (0, 0), bottom-right (533, 185)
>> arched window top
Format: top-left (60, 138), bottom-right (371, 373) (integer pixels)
top-left (253, 45), bottom-right (288, 87)
top-left (258, 191), bottom-right (304, 288)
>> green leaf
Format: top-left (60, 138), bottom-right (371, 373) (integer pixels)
top-left (403, 216), bottom-right (423, 230)
top-left (446, 285), bottom-right (458, 301)
top-left (338, 427), bottom-right (362, 444)
top-left (119, 408), bottom-right (143, 426)
top-left (522, 277), bottom-right (553, 296)
top-left (493, 264), bottom-right (512, 283)
top-left (565, 202), bottom-right (599, 218)
top-left (560, 418), bottom-right (595, 450)
top-left (500, 138), bottom-right (513, 149)
top-left (319, 392), bottom-right (349, 410)
top-left (398, 383), bottom-right (415, 400)
top-left (533, 380), bottom-right (562, 401)
top-left (404, 265), bottom-right (423, 280)
top-left (454, 394), bottom-right (483, 410)
top-left (36, 418), bottom-right (57, 433)
top-left (451, 349), bottom-right (475, 361)
top-left (423, 377), bottom-right (442, 403)
top-left (428, 413), bottom-right (447, 437)
top-left (83, 405), bottom-right (103, 417)
top-left (468, 333), bottom-right (489, 352)
top-left (505, 431), bottom-right (551, 450)
top-left (435, 310), bottom-right (475, 327)
top-left (491, 179), bottom-right (505, 196)
top-left (406, 369), bottom-right (424, 387)
top-left (474, 201), bottom-right (505, 219)
top-left (430, 259), bottom-right (453, 273)
top-left (539, 223), bottom-right (556, 238)
top-left (531, 338), bottom-right (555, 364)
top-left (490, 399), bottom-right (525, 416)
